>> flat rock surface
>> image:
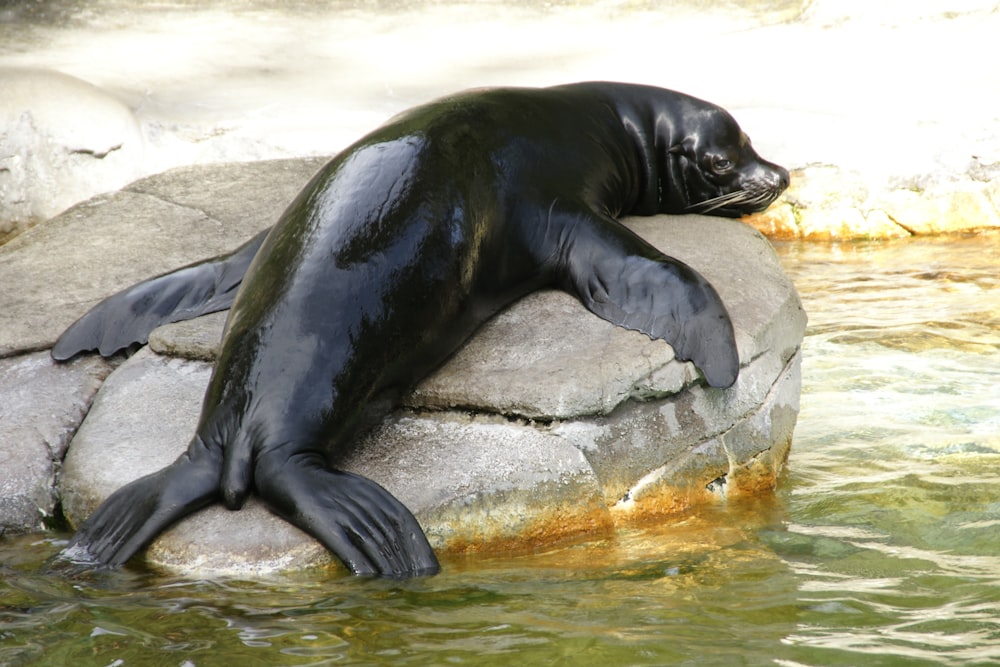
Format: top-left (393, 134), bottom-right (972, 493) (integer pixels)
top-left (19, 158), bottom-right (806, 574)
top-left (0, 158), bottom-right (325, 356)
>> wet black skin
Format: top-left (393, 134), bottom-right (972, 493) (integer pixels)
top-left (53, 82), bottom-right (789, 578)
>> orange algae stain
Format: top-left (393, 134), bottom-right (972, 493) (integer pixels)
top-left (727, 436), bottom-right (793, 500)
top-left (742, 203), bottom-right (799, 239)
top-left (608, 441), bottom-right (791, 528)
top-left (610, 481), bottom-right (720, 525)
top-left (427, 438), bottom-right (794, 560)
top-left (433, 502), bottom-right (615, 557)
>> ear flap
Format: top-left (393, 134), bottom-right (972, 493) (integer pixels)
top-left (667, 137), bottom-right (694, 156)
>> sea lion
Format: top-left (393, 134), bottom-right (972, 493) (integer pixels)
top-left (54, 82), bottom-right (789, 578)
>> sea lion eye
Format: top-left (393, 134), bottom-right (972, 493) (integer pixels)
top-left (710, 156), bottom-right (734, 174)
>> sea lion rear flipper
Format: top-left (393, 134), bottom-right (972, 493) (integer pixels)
top-left (254, 454), bottom-right (440, 578)
top-left (51, 228), bottom-right (270, 361)
top-left (557, 208), bottom-right (739, 388)
top-left (56, 437), bottom-right (223, 568)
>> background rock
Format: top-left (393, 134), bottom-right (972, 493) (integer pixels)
top-left (4, 1), bottom-right (1000, 241)
top-left (0, 68), bottom-right (146, 241)
top-left (744, 166), bottom-right (1000, 240)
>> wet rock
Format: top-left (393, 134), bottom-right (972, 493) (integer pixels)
top-left (59, 346), bottom-right (616, 575)
top-left (0, 68), bottom-right (146, 241)
top-left (57, 348), bottom-right (335, 575)
top-left (58, 349), bottom-right (210, 531)
top-left (49, 161), bottom-right (805, 574)
top-left (345, 414), bottom-right (614, 556)
top-left (0, 156), bottom-right (804, 575)
top-left (0, 352), bottom-right (115, 532)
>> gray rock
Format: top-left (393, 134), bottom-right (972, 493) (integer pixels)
top-left (0, 351), bottom-right (115, 531)
top-left (122, 155), bottom-right (327, 235)
top-left (59, 348), bottom-right (335, 575)
top-left (407, 289), bottom-right (684, 420)
top-left (2, 156), bottom-right (805, 575)
top-left (59, 348), bottom-right (211, 528)
top-left (562, 349), bottom-right (801, 507)
top-left (0, 158), bottom-right (323, 357)
top-left (146, 216), bottom-right (806, 421)
top-left (0, 68), bottom-right (146, 240)
top-left (149, 311), bottom-right (228, 362)
top-left (60, 349), bottom-right (611, 574)
top-left (344, 413), bottom-right (612, 553)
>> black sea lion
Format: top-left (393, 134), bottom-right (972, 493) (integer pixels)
top-left (53, 82), bottom-right (789, 577)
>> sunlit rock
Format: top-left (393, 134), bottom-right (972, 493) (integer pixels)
top-left (745, 165), bottom-right (1000, 240)
top-left (0, 68), bottom-right (147, 241)
top-left (742, 201), bottom-right (798, 240)
top-left (877, 182), bottom-right (1000, 235)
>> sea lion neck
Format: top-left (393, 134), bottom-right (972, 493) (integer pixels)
top-left (574, 82), bottom-right (689, 217)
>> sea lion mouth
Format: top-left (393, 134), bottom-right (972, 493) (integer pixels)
top-left (685, 186), bottom-right (782, 217)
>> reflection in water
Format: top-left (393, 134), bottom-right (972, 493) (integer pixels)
top-left (1, 233), bottom-right (999, 666)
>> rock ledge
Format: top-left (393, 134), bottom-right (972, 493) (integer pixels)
top-left (0, 160), bottom-right (805, 575)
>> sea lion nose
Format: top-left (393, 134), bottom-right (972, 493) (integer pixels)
top-left (772, 165), bottom-right (790, 192)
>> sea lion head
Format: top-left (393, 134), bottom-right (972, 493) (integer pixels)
top-left (664, 107), bottom-right (789, 218)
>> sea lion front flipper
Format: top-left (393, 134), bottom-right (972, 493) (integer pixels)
top-left (254, 454), bottom-right (440, 578)
top-left (555, 206), bottom-right (739, 388)
top-left (52, 228), bottom-right (270, 361)
top-left (57, 437), bottom-right (223, 568)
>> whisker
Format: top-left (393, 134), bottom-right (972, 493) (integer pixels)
top-left (686, 187), bottom-right (781, 214)
top-left (687, 190), bottom-right (752, 213)
top-left (687, 194), bottom-right (739, 212)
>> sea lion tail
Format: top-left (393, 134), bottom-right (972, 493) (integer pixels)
top-left (54, 437), bottom-right (223, 569)
top-left (51, 228), bottom-right (268, 361)
top-left (254, 450), bottom-right (440, 578)
top-left (221, 433), bottom-right (254, 511)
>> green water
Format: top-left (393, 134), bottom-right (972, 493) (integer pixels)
top-left (2, 233), bottom-right (998, 666)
